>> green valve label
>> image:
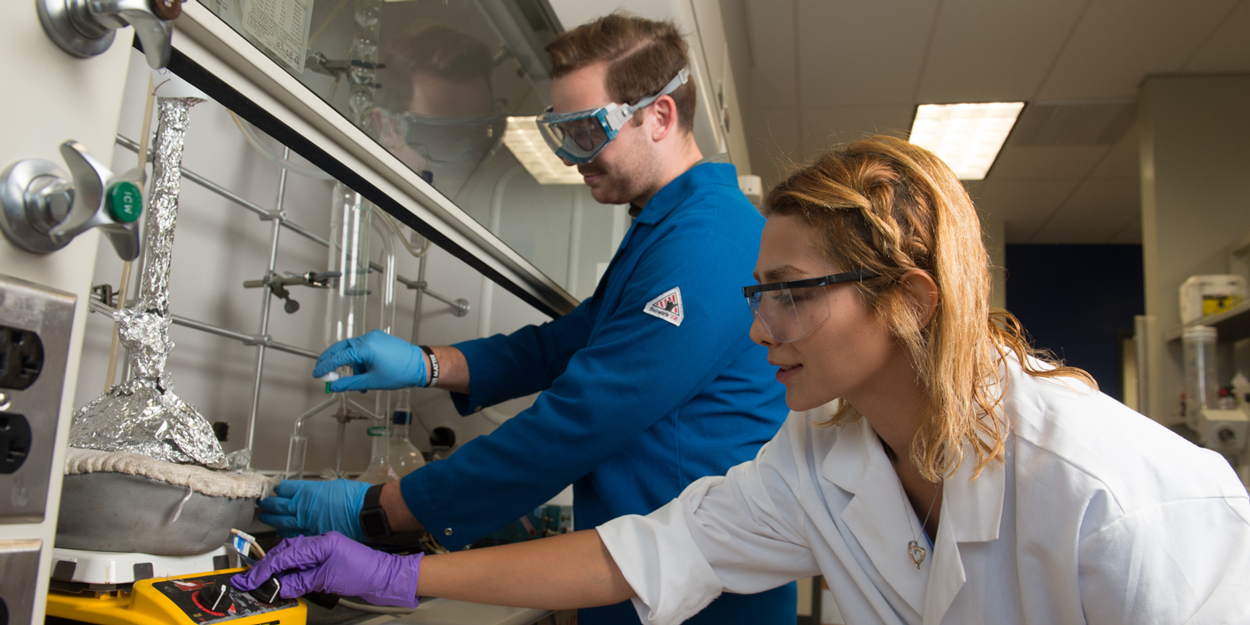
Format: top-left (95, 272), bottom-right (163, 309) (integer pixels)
top-left (367, 426), bottom-right (388, 436)
top-left (106, 182), bottom-right (143, 223)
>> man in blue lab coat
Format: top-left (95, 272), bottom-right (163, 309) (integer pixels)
top-left (259, 13), bottom-right (794, 624)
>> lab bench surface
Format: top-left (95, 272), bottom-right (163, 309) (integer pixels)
top-left (307, 597), bottom-right (552, 625)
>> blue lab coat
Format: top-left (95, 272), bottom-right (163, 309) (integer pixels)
top-left (398, 163), bottom-right (795, 624)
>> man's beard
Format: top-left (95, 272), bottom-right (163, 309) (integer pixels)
top-left (579, 157), bottom-right (649, 206)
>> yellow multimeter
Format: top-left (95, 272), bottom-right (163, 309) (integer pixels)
top-left (47, 568), bottom-right (308, 625)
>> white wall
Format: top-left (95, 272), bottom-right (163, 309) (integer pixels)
top-left (981, 216), bottom-right (1007, 311)
top-left (0, 1), bottom-right (133, 617)
top-left (73, 51), bottom-right (620, 475)
top-left (1138, 74), bottom-right (1250, 424)
top-left (546, 0), bottom-right (748, 170)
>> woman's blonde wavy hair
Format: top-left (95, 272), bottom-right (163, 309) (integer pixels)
top-left (765, 135), bottom-right (1094, 482)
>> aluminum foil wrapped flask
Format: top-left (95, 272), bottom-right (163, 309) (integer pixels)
top-left (69, 97), bottom-right (229, 470)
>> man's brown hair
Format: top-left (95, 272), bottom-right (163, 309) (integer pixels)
top-left (546, 12), bottom-right (695, 133)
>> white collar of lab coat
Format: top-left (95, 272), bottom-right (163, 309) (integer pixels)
top-left (820, 414), bottom-right (1006, 623)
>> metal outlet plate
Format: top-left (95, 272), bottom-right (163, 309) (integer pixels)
top-left (0, 274), bottom-right (75, 523)
top-left (0, 539), bottom-right (42, 625)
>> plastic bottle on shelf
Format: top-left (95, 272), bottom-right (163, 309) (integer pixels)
top-left (1182, 325), bottom-right (1219, 430)
top-left (1218, 388), bottom-right (1237, 410)
top-left (358, 424), bottom-right (399, 484)
top-left (389, 408), bottom-right (426, 477)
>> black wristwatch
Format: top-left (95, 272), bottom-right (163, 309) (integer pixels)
top-left (358, 484), bottom-right (391, 542)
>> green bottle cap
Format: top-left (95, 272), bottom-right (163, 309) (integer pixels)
top-left (106, 181), bottom-right (143, 223)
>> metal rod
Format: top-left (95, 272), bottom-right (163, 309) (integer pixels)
top-left (116, 135), bottom-right (329, 247)
top-left (246, 147), bottom-right (291, 455)
top-left (88, 299), bottom-right (319, 359)
top-left (282, 220), bottom-right (330, 247)
top-left (407, 253), bottom-right (433, 438)
top-left (397, 276), bottom-right (470, 315)
top-left (123, 133), bottom-right (444, 295)
top-left (411, 255), bottom-right (427, 344)
top-left (186, 167), bottom-right (272, 219)
top-left (334, 420), bottom-right (345, 477)
top-left (120, 135), bottom-right (438, 283)
top-left (165, 310), bottom-right (252, 343)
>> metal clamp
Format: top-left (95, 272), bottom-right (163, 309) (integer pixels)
top-left (0, 141), bottom-right (144, 261)
top-left (242, 270), bottom-right (342, 314)
top-left (36, 0), bottom-right (182, 69)
top-left (398, 277), bottom-right (471, 317)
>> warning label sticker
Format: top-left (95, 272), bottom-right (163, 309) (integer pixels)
top-left (643, 287), bottom-right (684, 327)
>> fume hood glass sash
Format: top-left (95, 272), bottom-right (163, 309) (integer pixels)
top-left (170, 2), bottom-right (576, 317)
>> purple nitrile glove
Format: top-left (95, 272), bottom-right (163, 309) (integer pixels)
top-left (230, 532), bottom-right (422, 608)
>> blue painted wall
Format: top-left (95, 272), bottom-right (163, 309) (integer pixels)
top-left (1004, 244), bottom-right (1145, 402)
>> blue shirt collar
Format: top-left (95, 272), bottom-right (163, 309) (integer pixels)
top-left (633, 162), bottom-right (738, 225)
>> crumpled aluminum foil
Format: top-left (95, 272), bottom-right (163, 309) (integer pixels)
top-left (70, 97), bottom-right (228, 470)
top-left (70, 374), bottom-right (224, 468)
top-left (115, 308), bottom-right (172, 379)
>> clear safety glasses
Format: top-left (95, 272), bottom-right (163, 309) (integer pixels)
top-left (743, 270), bottom-right (878, 343)
top-left (535, 67), bottom-right (690, 164)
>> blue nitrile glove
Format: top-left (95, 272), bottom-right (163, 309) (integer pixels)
top-left (313, 329), bottom-right (428, 393)
top-left (258, 479), bottom-right (369, 542)
top-left (231, 532), bottom-right (422, 608)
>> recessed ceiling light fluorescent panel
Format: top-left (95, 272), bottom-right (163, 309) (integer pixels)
top-left (503, 116), bottom-right (584, 185)
top-left (908, 102), bottom-right (1025, 180)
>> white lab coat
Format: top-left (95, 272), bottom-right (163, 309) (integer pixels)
top-left (597, 359), bottom-right (1250, 625)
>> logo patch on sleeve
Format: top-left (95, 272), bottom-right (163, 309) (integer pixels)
top-left (643, 287), bottom-right (684, 326)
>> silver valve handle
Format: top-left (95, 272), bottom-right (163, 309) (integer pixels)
top-left (37, 0), bottom-right (183, 69)
top-left (0, 141), bottom-right (144, 261)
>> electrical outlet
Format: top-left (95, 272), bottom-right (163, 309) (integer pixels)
top-left (0, 273), bottom-right (75, 524)
top-left (0, 413), bottom-right (31, 474)
top-left (0, 327), bottom-right (44, 390)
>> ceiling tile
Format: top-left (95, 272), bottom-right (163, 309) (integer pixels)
top-left (916, 0), bottom-right (1086, 103)
top-left (988, 145), bottom-right (1109, 180)
top-left (1183, 0), bottom-right (1250, 72)
top-left (1031, 178), bottom-right (1141, 242)
top-left (797, 105), bottom-right (914, 160)
top-left (743, 0), bottom-right (797, 109)
top-left (970, 179), bottom-right (1081, 242)
top-left (795, 0), bottom-right (940, 108)
top-left (1088, 124), bottom-right (1140, 179)
top-left (742, 108), bottom-right (802, 188)
top-left (1037, 0), bottom-right (1239, 100)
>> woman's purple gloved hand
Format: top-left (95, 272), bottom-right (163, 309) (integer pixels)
top-left (230, 531), bottom-right (423, 608)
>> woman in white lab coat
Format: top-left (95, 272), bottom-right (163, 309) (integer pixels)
top-left (237, 135), bottom-right (1250, 624)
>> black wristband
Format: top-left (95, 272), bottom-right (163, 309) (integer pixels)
top-left (358, 484), bottom-right (391, 541)
top-left (419, 345), bottom-right (439, 388)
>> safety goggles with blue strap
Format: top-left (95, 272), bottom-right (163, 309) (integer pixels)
top-left (536, 67), bottom-right (690, 165)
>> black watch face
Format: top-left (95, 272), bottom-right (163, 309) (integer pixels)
top-left (361, 509), bottom-right (389, 539)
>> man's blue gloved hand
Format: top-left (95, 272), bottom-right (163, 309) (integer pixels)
top-left (313, 329), bottom-right (428, 393)
top-left (231, 532), bottom-right (422, 608)
top-left (258, 479), bottom-right (369, 542)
